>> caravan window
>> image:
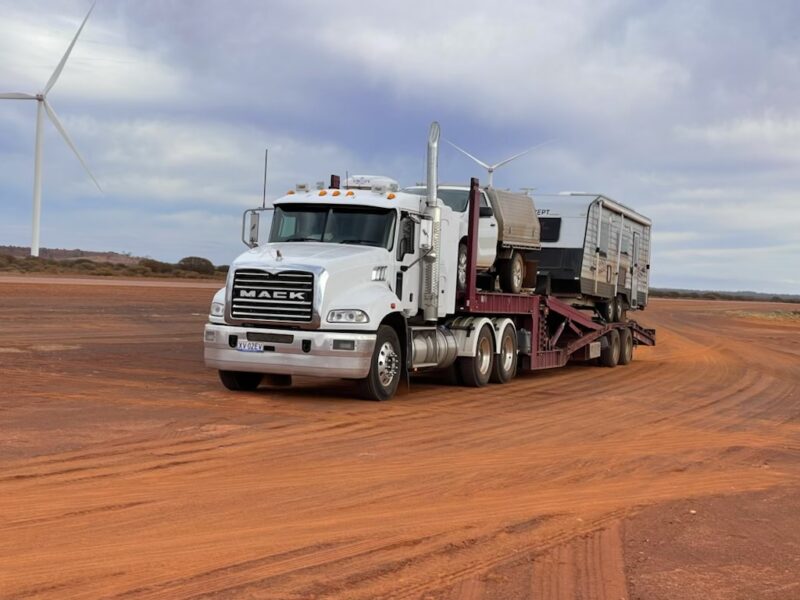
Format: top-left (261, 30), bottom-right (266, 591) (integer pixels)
top-left (599, 218), bottom-right (610, 255)
top-left (621, 229), bottom-right (632, 254)
top-left (539, 217), bottom-right (561, 242)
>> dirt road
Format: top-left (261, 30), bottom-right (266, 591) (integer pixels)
top-left (1, 279), bottom-right (799, 599)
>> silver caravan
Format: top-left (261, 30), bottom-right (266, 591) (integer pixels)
top-left (534, 193), bottom-right (651, 322)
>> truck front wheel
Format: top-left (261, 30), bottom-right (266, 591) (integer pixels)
top-left (458, 324), bottom-right (494, 387)
top-left (358, 325), bottom-right (402, 401)
top-left (219, 370), bottom-right (263, 391)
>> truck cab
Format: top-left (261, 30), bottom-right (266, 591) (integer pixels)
top-left (204, 179), bottom-right (460, 399)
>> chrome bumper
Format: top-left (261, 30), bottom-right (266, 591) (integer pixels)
top-left (203, 324), bottom-right (376, 379)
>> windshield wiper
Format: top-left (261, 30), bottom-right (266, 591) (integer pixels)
top-left (285, 237), bottom-right (319, 242)
top-left (339, 240), bottom-right (379, 246)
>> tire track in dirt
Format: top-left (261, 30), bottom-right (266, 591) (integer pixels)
top-left (2, 282), bottom-right (800, 599)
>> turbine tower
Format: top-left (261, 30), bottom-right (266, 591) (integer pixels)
top-left (446, 139), bottom-right (551, 188)
top-left (0, 3), bottom-right (101, 257)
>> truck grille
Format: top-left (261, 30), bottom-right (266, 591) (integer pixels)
top-left (231, 269), bottom-right (314, 323)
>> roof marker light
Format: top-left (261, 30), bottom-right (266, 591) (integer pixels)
top-left (346, 190), bottom-right (355, 197)
top-left (287, 190), bottom-right (295, 195)
top-left (332, 190), bottom-right (341, 197)
top-left (319, 190), bottom-right (328, 196)
top-left (387, 193), bottom-right (396, 199)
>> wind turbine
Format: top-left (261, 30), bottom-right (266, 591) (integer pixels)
top-left (446, 139), bottom-right (552, 188)
top-left (0, 3), bottom-right (101, 257)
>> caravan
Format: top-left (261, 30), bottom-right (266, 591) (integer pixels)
top-left (534, 193), bottom-right (651, 322)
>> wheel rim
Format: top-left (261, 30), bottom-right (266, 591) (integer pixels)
top-left (512, 258), bottom-right (523, 289)
top-left (458, 248), bottom-right (467, 288)
top-left (501, 333), bottom-right (515, 372)
top-left (377, 341), bottom-right (399, 387)
top-left (477, 336), bottom-right (492, 375)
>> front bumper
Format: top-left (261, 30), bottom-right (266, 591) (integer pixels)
top-left (203, 324), bottom-right (376, 379)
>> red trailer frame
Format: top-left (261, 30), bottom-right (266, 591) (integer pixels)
top-left (457, 177), bottom-right (655, 370)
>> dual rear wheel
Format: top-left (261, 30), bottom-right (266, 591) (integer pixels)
top-left (457, 323), bottom-right (517, 387)
top-left (599, 295), bottom-right (629, 323)
top-left (599, 327), bottom-right (633, 368)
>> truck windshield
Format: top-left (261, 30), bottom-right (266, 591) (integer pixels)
top-left (269, 204), bottom-right (396, 249)
top-left (402, 187), bottom-right (469, 212)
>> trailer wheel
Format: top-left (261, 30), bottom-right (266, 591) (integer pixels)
top-left (616, 296), bottom-right (628, 322)
top-left (618, 328), bottom-right (633, 365)
top-left (597, 301), bottom-right (613, 323)
top-left (499, 251), bottom-right (525, 294)
top-left (219, 370), bottom-right (263, 391)
top-left (458, 324), bottom-right (494, 387)
top-left (490, 324), bottom-right (517, 384)
top-left (457, 242), bottom-right (468, 291)
top-left (599, 329), bottom-right (620, 367)
top-left (358, 325), bottom-right (402, 401)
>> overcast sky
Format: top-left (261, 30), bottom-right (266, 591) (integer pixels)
top-left (1, 0), bottom-right (798, 293)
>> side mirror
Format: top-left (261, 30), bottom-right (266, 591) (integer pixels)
top-left (242, 207), bottom-right (274, 248)
top-left (397, 216), bottom-right (415, 260)
top-left (419, 218), bottom-right (433, 250)
top-left (247, 212), bottom-right (260, 247)
top-left (479, 206), bottom-right (494, 218)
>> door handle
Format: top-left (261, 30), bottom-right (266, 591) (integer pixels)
top-left (490, 223), bottom-right (496, 227)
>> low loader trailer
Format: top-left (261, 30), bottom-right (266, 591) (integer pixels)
top-left (203, 123), bottom-right (655, 400)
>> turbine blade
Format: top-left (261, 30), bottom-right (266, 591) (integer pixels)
top-left (43, 100), bottom-right (102, 193)
top-left (42, 2), bottom-right (96, 95)
top-left (0, 92), bottom-right (37, 99)
top-left (491, 139), bottom-right (554, 169)
top-left (445, 140), bottom-right (491, 170)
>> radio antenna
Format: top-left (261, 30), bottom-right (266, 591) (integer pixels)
top-left (261, 148), bottom-right (268, 208)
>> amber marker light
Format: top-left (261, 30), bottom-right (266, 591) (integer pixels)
top-left (346, 191), bottom-right (355, 197)
top-left (332, 190), bottom-right (341, 196)
top-left (319, 190), bottom-right (328, 196)
top-left (387, 193), bottom-right (396, 199)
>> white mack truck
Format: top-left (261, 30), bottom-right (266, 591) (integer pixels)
top-left (204, 123), bottom-right (656, 400)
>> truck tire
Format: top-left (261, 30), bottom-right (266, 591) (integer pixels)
top-left (499, 251), bottom-right (525, 294)
top-left (618, 328), bottom-right (633, 365)
top-left (616, 295), bottom-right (628, 322)
top-left (490, 324), bottom-right (517, 384)
top-left (597, 300), bottom-right (613, 323)
top-left (599, 329), bottom-right (620, 368)
top-left (458, 324), bottom-right (494, 387)
top-left (457, 242), bottom-right (468, 291)
top-left (219, 370), bottom-right (263, 391)
top-left (358, 325), bottom-right (402, 401)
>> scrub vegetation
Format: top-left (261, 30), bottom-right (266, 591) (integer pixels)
top-left (0, 247), bottom-right (226, 279)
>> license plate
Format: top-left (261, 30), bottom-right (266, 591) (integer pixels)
top-left (236, 340), bottom-right (264, 353)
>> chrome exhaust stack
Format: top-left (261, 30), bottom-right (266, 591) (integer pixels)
top-left (422, 121), bottom-right (441, 322)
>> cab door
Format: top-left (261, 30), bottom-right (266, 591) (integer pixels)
top-left (477, 191), bottom-right (498, 268)
top-left (395, 212), bottom-right (420, 317)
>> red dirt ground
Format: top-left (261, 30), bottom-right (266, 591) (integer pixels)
top-left (1, 277), bottom-right (799, 599)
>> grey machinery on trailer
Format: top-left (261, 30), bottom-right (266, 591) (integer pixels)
top-left (533, 192), bottom-right (651, 322)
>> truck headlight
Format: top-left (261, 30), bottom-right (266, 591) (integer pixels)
top-left (210, 302), bottom-right (225, 317)
top-left (327, 309), bottom-right (369, 323)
